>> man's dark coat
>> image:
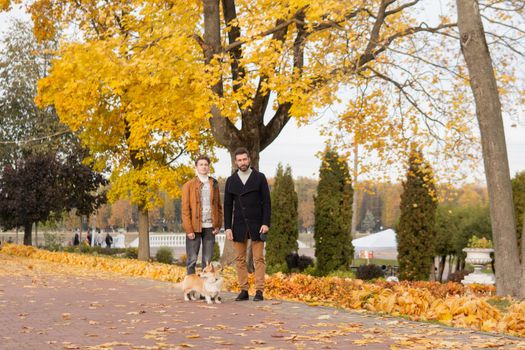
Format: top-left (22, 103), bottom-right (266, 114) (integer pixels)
top-left (224, 168), bottom-right (271, 242)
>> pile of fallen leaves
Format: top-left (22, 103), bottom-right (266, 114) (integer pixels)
top-left (2, 244), bottom-right (524, 337)
top-left (0, 244), bottom-right (186, 283)
top-left (225, 270), bottom-right (524, 337)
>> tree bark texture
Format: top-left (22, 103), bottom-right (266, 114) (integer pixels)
top-left (456, 0), bottom-right (521, 297)
top-left (438, 255), bottom-right (446, 282)
top-left (351, 143), bottom-right (359, 237)
top-left (137, 205), bottom-right (150, 261)
top-left (24, 222), bottom-right (32, 246)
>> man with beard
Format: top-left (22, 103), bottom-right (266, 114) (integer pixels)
top-left (224, 147), bottom-right (271, 301)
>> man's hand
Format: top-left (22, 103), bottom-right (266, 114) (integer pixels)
top-left (213, 228), bottom-right (220, 235)
top-left (225, 229), bottom-right (233, 241)
top-left (187, 233), bottom-right (196, 240)
top-left (259, 225), bottom-right (269, 234)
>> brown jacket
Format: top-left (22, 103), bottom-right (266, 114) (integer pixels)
top-left (181, 177), bottom-right (223, 234)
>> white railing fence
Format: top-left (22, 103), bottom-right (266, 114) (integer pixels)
top-left (129, 233), bottom-right (311, 254)
top-left (130, 233), bottom-right (226, 253)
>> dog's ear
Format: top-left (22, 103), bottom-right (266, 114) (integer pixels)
top-left (215, 262), bottom-right (222, 272)
top-left (209, 262), bottom-right (215, 272)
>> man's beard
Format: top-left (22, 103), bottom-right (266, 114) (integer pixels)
top-left (238, 164), bottom-right (250, 171)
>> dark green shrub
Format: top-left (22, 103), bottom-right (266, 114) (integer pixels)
top-left (297, 255), bottom-right (314, 271)
top-left (79, 243), bottom-right (92, 253)
top-left (267, 262), bottom-right (289, 275)
top-left (155, 247), bottom-right (173, 264)
top-left (63, 246), bottom-right (77, 253)
top-left (285, 252), bottom-right (314, 272)
top-left (356, 264), bottom-right (384, 280)
top-left (447, 269), bottom-right (470, 283)
top-left (124, 247), bottom-right (138, 259)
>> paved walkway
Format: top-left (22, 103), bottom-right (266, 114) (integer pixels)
top-left (1, 253), bottom-right (524, 350)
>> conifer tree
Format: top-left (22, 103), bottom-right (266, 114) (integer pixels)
top-left (362, 210), bottom-right (376, 233)
top-left (397, 149), bottom-right (437, 281)
top-left (314, 150), bottom-right (353, 275)
top-left (511, 171), bottom-right (525, 249)
top-left (267, 164), bottom-right (298, 272)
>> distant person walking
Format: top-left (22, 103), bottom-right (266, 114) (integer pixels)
top-left (105, 232), bottom-right (113, 248)
top-left (95, 229), bottom-right (103, 247)
top-left (181, 155), bottom-right (223, 275)
top-left (73, 233), bottom-right (80, 246)
top-left (224, 147), bottom-right (271, 302)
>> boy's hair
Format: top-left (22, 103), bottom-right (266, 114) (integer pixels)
top-left (195, 155), bottom-right (211, 165)
top-left (234, 147), bottom-right (250, 158)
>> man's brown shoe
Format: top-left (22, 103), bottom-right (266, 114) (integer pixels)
top-left (235, 290), bottom-right (249, 301)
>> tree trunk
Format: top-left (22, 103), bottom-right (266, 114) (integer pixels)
top-left (456, 0), bottom-right (521, 297)
top-left (457, 257), bottom-right (464, 272)
top-left (521, 212), bottom-right (525, 297)
top-left (454, 256), bottom-right (460, 274)
top-left (438, 255), bottom-right (446, 282)
top-left (79, 216), bottom-right (82, 242)
top-left (23, 222), bottom-right (32, 245)
top-left (429, 257), bottom-right (436, 282)
top-left (137, 205), bottom-right (150, 261)
top-left (351, 143), bottom-right (359, 237)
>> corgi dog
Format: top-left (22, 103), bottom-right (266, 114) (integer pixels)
top-left (181, 262), bottom-right (223, 304)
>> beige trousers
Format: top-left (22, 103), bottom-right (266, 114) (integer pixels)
top-left (234, 240), bottom-right (265, 291)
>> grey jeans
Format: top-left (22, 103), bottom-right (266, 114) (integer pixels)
top-left (186, 227), bottom-right (215, 275)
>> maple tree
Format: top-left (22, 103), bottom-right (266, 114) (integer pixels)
top-left (9, 0), bottom-right (217, 260)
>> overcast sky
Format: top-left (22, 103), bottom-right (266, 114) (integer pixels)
top-left (1, 3), bottom-right (524, 181)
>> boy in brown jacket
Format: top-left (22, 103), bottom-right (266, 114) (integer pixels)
top-left (181, 155), bottom-right (223, 275)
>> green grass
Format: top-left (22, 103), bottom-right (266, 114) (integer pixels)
top-left (352, 258), bottom-right (398, 267)
top-left (487, 298), bottom-right (512, 313)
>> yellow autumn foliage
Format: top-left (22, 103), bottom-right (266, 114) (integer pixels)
top-left (1, 244), bottom-right (186, 283)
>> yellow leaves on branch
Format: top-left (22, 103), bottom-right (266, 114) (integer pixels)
top-left (0, 0), bottom-right (11, 11)
top-left (36, 3), bottom-right (215, 207)
top-left (108, 162), bottom-right (194, 210)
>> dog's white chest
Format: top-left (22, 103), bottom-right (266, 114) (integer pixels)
top-left (204, 278), bottom-right (223, 294)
